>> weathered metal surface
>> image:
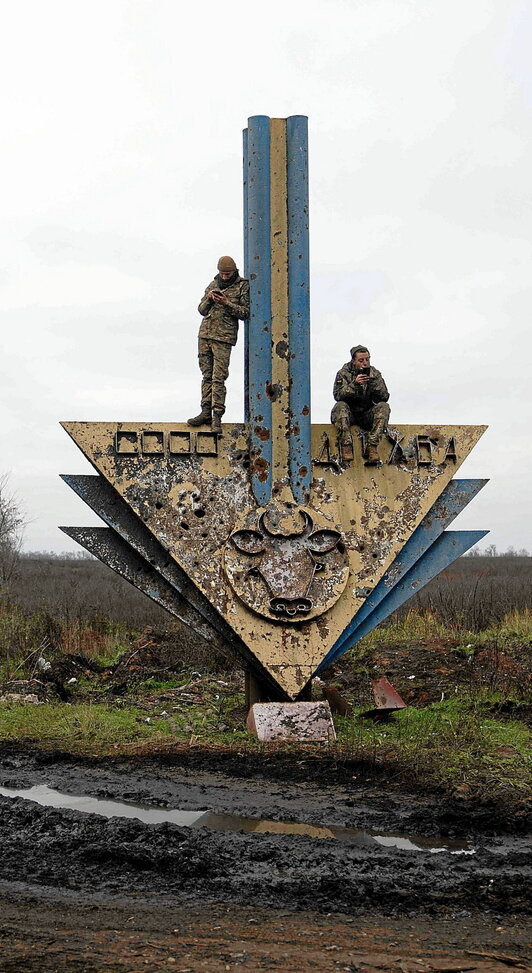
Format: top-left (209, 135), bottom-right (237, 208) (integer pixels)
top-left (246, 115), bottom-right (272, 504)
top-left (58, 526), bottom-right (224, 653)
top-left (61, 472), bottom-right (258, 672)
top-left (286, 115), bottom-right (311, 503)
top-left (244, 115), bottom-right (311, 504)
top-left (372, 677), bottom-right (407, 710)
top-left (325, 478), bottom-right (487, 650)
top-left (223, 504), bottom-right (349, 621)
top-left (242, 125), bottom-right (250, 422)
top-left (62, 420), bottom-right (486, 699)
top-left (317, 529), bottom-right (489, 673)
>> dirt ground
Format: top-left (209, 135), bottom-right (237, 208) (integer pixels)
top-left (0, 748), bottom-right (530, 973)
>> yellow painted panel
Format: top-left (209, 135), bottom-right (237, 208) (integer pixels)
top-left (62, 421), bottom-right (486, 698)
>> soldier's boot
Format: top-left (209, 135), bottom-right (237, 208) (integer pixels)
top-left (336, 421), bottom-right (353, 462)
top-left (365, 445), bottom-right (380, 466)
top-left (187, 408), bottom-right (212, 427)
top-left (211, 413), bottom-right (223, 435)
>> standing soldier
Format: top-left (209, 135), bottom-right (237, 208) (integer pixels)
top-left (188, 256), bottom-right (249, 435)
top-left (331, 345), bottom-right (390, 464)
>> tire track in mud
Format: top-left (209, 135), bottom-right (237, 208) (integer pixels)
top-left (0, 751), bottom-right (530, 917)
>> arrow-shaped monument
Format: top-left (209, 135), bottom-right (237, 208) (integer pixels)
top-left (61, 116), bottom-right (488, 702)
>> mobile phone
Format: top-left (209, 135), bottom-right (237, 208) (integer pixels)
top-left (359, 366), bottom-right (370, 375)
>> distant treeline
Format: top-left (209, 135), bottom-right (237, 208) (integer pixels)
top-left (5, 550), bottom-right (531, 634)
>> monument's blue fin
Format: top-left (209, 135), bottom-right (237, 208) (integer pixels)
top-left (242, 126), bottom-right (250, 422)
top-left (246, 115), bottom-right (272, 505)
top-left (287, 115), bottom-right (311, 503)
top-left (316, 529), bottom-right (489, 672)
top-left (348, 478), bottom-right (487, 633)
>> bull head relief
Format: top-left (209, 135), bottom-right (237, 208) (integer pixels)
top-left (223, 505), bottom-right (350, 622)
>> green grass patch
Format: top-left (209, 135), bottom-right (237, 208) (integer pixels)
top-left (352, 607), bottom-right (532, 651)
top-left (0, 703), bottom-right (175, 752)
top-left (0, 694), bottom-right (529, 804)
top-left (335, 697), bottom-right (531, 798)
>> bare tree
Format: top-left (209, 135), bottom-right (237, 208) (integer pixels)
top-left (0, 474), bottom-right (25, 590)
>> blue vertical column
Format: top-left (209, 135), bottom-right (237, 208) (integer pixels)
top-left (242, 128), bottom-right (250, 422)
top-left (287, 115), bottom-right (311, 503)
top-left (245, 116), bottom-right (272, 505)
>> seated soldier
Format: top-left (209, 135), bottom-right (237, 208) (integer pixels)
top-left (331, 345), bottom-right (390, 464)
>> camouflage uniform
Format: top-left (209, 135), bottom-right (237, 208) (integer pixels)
top-left (331, 361), bottom-right (390, 446)
top-left (197, 275), bottom-right (249, 416)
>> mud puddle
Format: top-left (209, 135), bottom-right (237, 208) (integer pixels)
top-left (0, 783), bottom-right (474, 854)
top-left (0, 750), bottom-right (529, 918)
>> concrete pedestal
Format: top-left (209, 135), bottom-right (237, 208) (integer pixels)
top-left (246, 701), bottom-right (336, 743)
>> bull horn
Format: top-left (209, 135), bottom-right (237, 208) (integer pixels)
top-left (260, 507), bottom-right (313, 538)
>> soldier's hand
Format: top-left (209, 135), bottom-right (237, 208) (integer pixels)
top-left (355, 373), bottom-right (370, 385)
top-left (213, 292), bottom-right (229, 306)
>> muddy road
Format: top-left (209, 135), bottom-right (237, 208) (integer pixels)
top-left (0, 748), bottom-right (530, 971)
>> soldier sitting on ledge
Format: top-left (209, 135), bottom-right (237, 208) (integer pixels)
top-left (188, 255), bottom-right (249, 435)
top-left (331, 345), bottom-right (390, 464)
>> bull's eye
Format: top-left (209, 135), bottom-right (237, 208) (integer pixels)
top-left (231, 529), bottom-right (265, 555)
top-left (308, 529), bottom-right (341, 554)
top-left (314, 561), bottom-right (325, 572)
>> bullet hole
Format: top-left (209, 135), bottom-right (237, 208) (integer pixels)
top-left (358, 543), bottom-right (365, 552)
top-left (194, 508), bottom-right (205, 518)
top-left (180, 521), bottom-right (190, 530)
top-left (155, 502), bottom-right (163, 510)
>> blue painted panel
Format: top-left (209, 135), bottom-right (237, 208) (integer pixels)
top-left (287, 115), bottom-right (311, 503)
top-left (246, 115), bottom-right (272, 505)
top-left (317, 529), bottom-right (489, 672)
top-left (242, 127), bottom-right (250, 422)
top-left (346, 479), bottom-right (487, 635)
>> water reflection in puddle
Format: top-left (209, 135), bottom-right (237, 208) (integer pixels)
top-left (0, 785), bottom-right (474, 855)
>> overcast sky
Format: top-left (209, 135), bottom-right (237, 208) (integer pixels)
top-left (1, 0), bottom-right (531, 554)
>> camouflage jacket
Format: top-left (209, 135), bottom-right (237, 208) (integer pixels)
top-left (333, 361), bottom-right (389, 411)
top-left (198, 276), bottom-right (250, 345)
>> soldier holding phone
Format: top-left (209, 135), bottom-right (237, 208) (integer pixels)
top-left (331, 345), bottom-right (390, 464)
top-left (188, 256), bottom-right (249, 434)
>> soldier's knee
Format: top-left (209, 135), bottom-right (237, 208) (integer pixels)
top-left (198, 355), bottom-right (212, 377)
top-left (331, 402), bottom-right (350, 424)
top-left (374, 402), bottom-right (391, 421)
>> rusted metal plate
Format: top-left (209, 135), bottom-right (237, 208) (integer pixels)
top-left (361, 676), bottom-right (407, 720)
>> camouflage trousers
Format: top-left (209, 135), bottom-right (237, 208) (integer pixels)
top-left (331, 400), bottom-right (390, 446)
top-left (198, 338), bottom-right (233, 417)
